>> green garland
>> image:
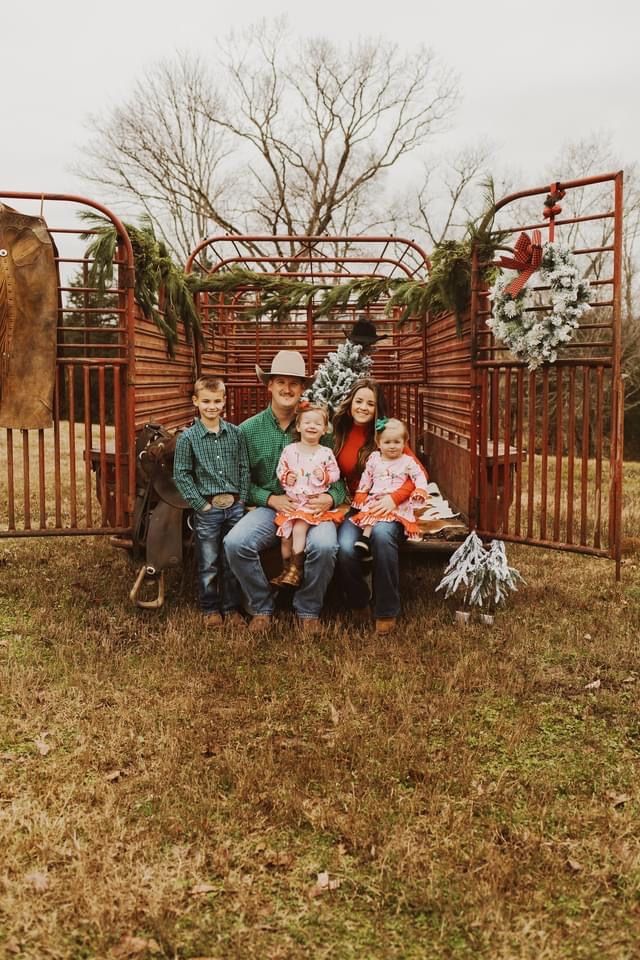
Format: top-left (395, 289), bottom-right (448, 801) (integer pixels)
top-left (82, 214), bottom-right (502, 348)
top-left (80, 214), bottom-right (202, 355)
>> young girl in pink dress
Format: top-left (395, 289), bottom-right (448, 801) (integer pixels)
top-left (272, 402), bottom-right (344, 587)
top-left (350, 417), bottom-right (429, 558)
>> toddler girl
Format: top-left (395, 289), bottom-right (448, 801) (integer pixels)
top-left (350, 417), bottom-right (429, 558)
top-left (272, 401), bottom-right (344, 587)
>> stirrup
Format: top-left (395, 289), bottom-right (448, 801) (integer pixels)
top-left (129, 564), bottom-right (166, 609)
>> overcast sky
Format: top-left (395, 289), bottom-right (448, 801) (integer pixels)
top-left (3, 0), bottom-right (638, 203)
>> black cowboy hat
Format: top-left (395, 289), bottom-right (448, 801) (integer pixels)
top-left (344, 317), bottom-right (389, 346)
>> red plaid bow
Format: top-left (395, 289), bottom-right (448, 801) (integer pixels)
top-left (498, 230), bottom-right (543, 297)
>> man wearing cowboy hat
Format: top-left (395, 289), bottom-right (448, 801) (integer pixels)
top-left (225, 350), bottom-right (345, 635)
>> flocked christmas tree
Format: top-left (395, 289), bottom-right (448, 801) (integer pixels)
top-left (304, 340), bottom-right (373, 414)
top-left (436, 531), bottom-right (524, 615)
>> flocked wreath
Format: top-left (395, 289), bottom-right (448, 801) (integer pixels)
top-left (488, 241), bottom-right (591, 370)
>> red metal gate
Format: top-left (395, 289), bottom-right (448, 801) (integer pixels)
top-left (469, 172), bottom-right (624, 574)
top-left (0, 192), bottom-right (137, 538)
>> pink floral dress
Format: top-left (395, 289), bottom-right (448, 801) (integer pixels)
top-left (275, 443), bottom-right (344, 538)
top-left (350, 452), bottom-right (429, 538)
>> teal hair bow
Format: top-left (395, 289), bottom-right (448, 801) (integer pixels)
top-left (375, 417), bottom-right (389, 432)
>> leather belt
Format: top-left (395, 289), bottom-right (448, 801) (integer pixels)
top-left (208, 493), bottom-right (239, 508)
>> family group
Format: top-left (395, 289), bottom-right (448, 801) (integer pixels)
top-left (173, 339), bottom-right (430, 637)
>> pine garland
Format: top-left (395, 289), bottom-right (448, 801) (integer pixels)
top-left (81, 212), bottom-right (503, 349)
top-left (80, 214), bottom-right (202, 355)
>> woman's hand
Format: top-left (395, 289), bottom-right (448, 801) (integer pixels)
top-left (305, 492), bottom-right (333, 515)
top-left (366, 494), bottom-right (396, 517)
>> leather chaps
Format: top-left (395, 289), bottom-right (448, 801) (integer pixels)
top-left (0, 203), bottom-right (59, 428)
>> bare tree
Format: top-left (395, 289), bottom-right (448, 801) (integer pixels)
top-left (80, 19), bottom-right (458, 260)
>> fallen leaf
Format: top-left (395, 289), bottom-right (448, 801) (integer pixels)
top-left (189, 882), bottom-right (218, 896)
top-left (25, 869), bottom-right (49, 892)
top-left (329, 703), bottom-right (340, 725)
top-left (112, 936), bottom-right (161, 957)
top-left (566, 858), bottom-right (583, 872)
top-left (584, 679), bottom-right (601, 690)
top-left (105, 769), bottom-right (122, 782)
top-left (582, 633), bottom-right (592, 641)
top-left (607, 791), bottom-right (632, 808)
top-left (622, 676), bottom-right (636, 684)
top-left (4, 938), bottom-right (21, 955)
top-left (33, 736), bottom-right (51, 756)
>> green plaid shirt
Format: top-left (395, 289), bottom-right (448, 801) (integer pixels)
top-left (173, 418), bottom-right (250, 512)
top-left (240, 406), bottom-right (346, 508)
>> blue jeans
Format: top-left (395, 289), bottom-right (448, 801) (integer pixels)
top-left (224, 506), bottom-right (338, 620)
top-left (337, 510), bottom-right (404, 619)
top-left (193, 501), bottom-right (245, 614)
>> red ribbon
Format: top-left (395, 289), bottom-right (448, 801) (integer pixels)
top-left (498, 230), bottom-right (542, 297)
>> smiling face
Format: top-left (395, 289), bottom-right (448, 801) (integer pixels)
top-left (350, 387), bottom-right (377, 425)
top-left (297, 408), bottom-right (327, 445)
top-left (192, 387), bottom-right (225, 429)
top-left (377, 422), bottom-right (405, 460)
top-left (268, 376), bottom-right (305, 417)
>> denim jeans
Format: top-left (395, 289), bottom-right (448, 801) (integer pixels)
top-left (193, 500), bottom-right (245, 614)
top-left (224, 506), bottom-right (338, 620)
top-left (337, 510), bottom-right (404, 619)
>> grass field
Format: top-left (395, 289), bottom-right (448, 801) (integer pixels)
top-left (1, 464), bottom-right (639, 959)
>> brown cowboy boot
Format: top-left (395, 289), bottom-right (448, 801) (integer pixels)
top-left (276, 552), bottom-right (305, 588)
top-left (270, 556), bottom-right (298, 586)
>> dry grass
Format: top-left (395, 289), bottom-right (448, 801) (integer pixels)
top-left (0, 465), bottom-right (639, 959)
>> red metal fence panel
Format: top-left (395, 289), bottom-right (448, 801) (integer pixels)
top-left (469, 172), bottom-right (624, 573)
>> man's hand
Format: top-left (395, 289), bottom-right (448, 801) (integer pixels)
top-left (268, 494), bottom-right (297, 514)
top-left (365, 494), bottom-right (396, 517)
top-left (305, 492), bottom-right (333, 515)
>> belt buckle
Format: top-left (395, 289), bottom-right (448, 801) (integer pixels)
top-left (211, 493), bottom-right (235, 509)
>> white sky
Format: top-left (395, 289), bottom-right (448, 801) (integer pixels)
top-left (3, 0), bottom-right (638, 202)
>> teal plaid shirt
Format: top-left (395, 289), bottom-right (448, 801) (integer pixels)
top-left (173, 417), bottom-right (250, 512)
top-left (240, 406), bottom-right (346, 508)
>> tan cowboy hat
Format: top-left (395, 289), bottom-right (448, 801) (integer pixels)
top-left (255, 350), bottom-right (312, 385)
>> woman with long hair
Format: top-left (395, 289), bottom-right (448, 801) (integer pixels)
top-left (333, 379), bottom-right (425, 635)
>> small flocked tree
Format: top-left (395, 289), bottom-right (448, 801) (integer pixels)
top-left (436, 531), bottom-right (524, 618)
top-left (304, 340), bottom-right (373, 414)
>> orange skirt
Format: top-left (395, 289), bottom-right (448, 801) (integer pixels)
top-left (275, 507), bottom-right (345, 538)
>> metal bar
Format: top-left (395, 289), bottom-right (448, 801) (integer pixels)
top-left (553, 368), bottom-right (563, 542)
top-left (540, 369), bottom-right (549, 540)
top-left (113, 365), bottom-right (123, 526)
top-left (580, 367), bottom-right (590, 546)
top-left (593, 366), bottom-right (604, 549)
top-left (527, 372), bottom-right (536, 540)
top-left (6, 430), bottom-right (15, 530)
top-left (67, 366), bottom-right (77, 528)
top-left (21, 430), bottom-right (31, 530)
top-left (566, 368), bottom-right (576, 544)
top-left (83, 366), bottom-right (93, 528)
top-left (502, 367), bottom-right (512, 534)
top-left (38, 430), bottom-right (46, 529)
top-left (53, 366), bottom-right (62, 528)
top-left (611, 171), bottom-right (624, 577)
top-left (490, 369), bottom-right (500, 531)
top-left (474, 530), bottom-right (609, 559)
top-left (98, 366), bottom-right (108, 526)
top-left (514, 369), bottom-right (524, 536)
